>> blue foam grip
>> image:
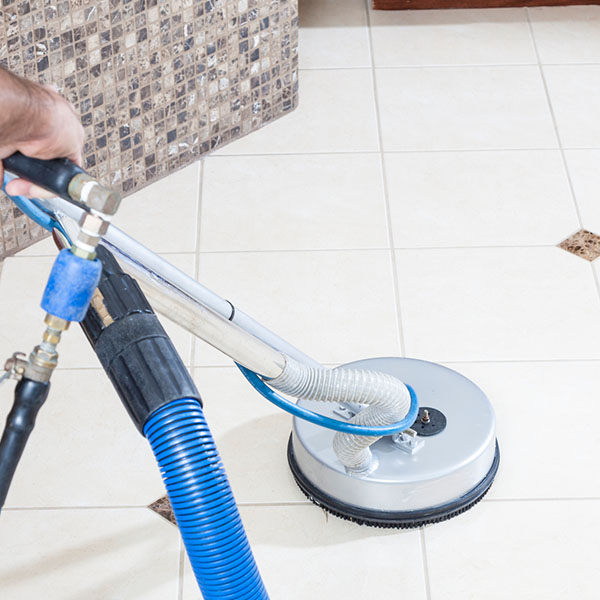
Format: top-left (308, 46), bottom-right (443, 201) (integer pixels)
top-left (144, 399), bottom-right (269, 600)
top-left (41, 249), bottom-right (102, 322)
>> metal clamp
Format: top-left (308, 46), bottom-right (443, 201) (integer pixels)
top-left (1, 352), bottom-right (28, 386)
top-left (392, 429), bottom-right (425, 455)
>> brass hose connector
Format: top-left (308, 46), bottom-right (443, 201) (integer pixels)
top-left (25, 315), bottom-right (70, 383)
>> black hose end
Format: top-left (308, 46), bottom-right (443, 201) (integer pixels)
top-left (0, 378), bottom-right (50, 510)
top-left (80, 247), bottom-right (202, 433)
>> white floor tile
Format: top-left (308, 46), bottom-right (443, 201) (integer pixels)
top-left (564, 149), bottom-right (600, 233)
top-left (15, 235), bottom-right (57, 257)
top-left (214, 70), bottom-right (379, 155)
top-left (444, 361), bottom-right (600, 499)
top-left (192, 367), bottom-right (304, 504)
top-left (425, 500), bottom-right (600, 600)
top-left (201, 153), bottom-right (388, 251)
top-left (195, 250), bottom-right (401, 367)
top-left (0, 369), bottom-right (165, 508)
top-left (544, 65), bottom-right (600, 148)
top-left (385, 150), bottom-right (578, 247)
top-left (0, 254), bottom-right (194, 369)
top-left (182, 504), bottom-right (427, 599)
top-left (370, 8), bottom-right (536, 67)
top-left (299, 0), bottom-right (370, 68)
top-left (395, 247), bottom-right (600, 361)
top-left (0, 508), bottom-right (180, 600)
top-left (376, 66), bottom-right (557, 151)
top-left (529, 6), bottom-right (600, 64)
top-left (111, 162), bottom-right (200, 254)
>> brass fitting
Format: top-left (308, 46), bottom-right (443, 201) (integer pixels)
top-left (24, 314), bottom-right (70, 383)
top-left (44, 314), bottom-right (70, 331)
top-left (25, 345), bottom-right (59, 383)
top-left (90, 289), bottom-right (114, 327)
top-left (71, 245), bottom-right (96, 261)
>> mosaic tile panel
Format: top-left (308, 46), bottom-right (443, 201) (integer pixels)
top-left (558, 229), bottom-right (600, 262)
top-left (0, 0), bottom-right (299, 258)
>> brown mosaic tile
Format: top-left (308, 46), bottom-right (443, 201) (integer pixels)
top-left (0, 0), bottom-right (299, 258)
top-left (558, 229), bottom-right (600, 262)
top-left (148, 494), bottom-right (176, 525)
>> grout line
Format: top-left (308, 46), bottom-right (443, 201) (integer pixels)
top-left (298, 63), bottom-right (600, 72)
top-left (419, 528), bottom-right (433, 600)
top-left (364, 0), bottom-right (406, 357)
top-left (525, 8), bottom-right (584, 230)
top-left (237, 500), bottom-right (312, 508)
top-left (195, 243), bottom-right (559, 256)
top-left (5, 497), bottom-right (600, 512)
top-left (442, 357), bottom-right (600, 365)
top-left (590, 262), bottom-right (600, 305)
top-left (1, 505), bottom-right (149, 511)
top-left (210, 146), bottom-right (600, 159)
top-left (177, 537), bottom-right (185, 600)
top-left (189, 160), bottom-right (205, 370)
top-left (299, 63), bottom-right (544, 70)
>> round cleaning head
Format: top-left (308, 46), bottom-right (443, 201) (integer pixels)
top-left (287, 357), bottom-right (499, 529)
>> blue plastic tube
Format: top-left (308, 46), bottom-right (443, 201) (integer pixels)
top-left (237, 364), bottom-right (420, 436)
top-left (144, 398), bottom-right (269, 600)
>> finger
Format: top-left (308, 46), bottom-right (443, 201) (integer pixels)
top-left (5, 178), bottom-right (55, 199)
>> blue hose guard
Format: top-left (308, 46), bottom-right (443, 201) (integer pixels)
top-left (144, 398), bottom-right (270, 600)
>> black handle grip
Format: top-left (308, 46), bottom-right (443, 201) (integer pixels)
top-left (81, 246), bottom-right (202, 433)
top-left (0, 378), bottom-right (50, 510)
top-left (3, 152), bottom-right (85, 201)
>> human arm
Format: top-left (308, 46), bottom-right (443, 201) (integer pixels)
top-left (0, 67), bottom-right (84, 198)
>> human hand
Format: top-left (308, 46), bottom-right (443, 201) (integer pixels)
top-left (0, 74), bottom-right (84, 199)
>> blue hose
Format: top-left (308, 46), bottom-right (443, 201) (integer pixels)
top-left (2, 172), bottom-right (69, 241)
top-left (144, 398), bottom-right (269, 600)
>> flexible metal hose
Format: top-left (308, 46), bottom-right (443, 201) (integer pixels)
top-left (266, 358), bottom-right (412, 471)
top-left (144, 398), bottom-right (269, 600)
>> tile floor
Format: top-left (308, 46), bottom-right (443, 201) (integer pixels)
top-left (1, 2), bottom-right (600, 599)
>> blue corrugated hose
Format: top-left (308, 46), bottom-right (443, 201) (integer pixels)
top-left (144, 398), bottom-right (270, 600)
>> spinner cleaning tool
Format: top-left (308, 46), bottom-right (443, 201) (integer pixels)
top-left (16, 161), bottom-right (500, 529)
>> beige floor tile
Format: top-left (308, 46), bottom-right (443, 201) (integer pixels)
top-left (565, 149), bottom-right (600, 234)
top-left (0, 508), bottom-right (180, 600)
top-left (425, 500), bottom-right (600, 600)
top-left (0, 368), bottom-right (165, 508)
top-left (395, 247), bottom-right (600, 361)
top-left (544, 65), bottom-right (600, 148)
top-left (299, 0), bottom-right (370, 68)
top-left (111, 162), bottom-right (200, 254)
top-left (370, 8), bottom-right (536, 66)
top-left (376, 66), bottom-right (557, 151)
top-left (182, 504), bottom-right (427, 599)
top-left (192, 366), bottom-right (305, 504)
top-left (15, 235), bottom-right (57, 257)
top-left (529, 6), bottom-right (600, 64)
top-left (215, 69), bottom-right (379, 155)
top-left (201, 153), bottom-right (388, 251)
top-left (195, 249), bottom-right (401, 367)
top-left (385, 150), bottom-right (578, 247)
top-left (0, 254), bottom-right (194, 369)
top-left (444, 361), bottom-right (600, 499)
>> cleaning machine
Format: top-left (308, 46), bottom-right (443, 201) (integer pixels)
top-left (0, 154), bottom-right (499, 598)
